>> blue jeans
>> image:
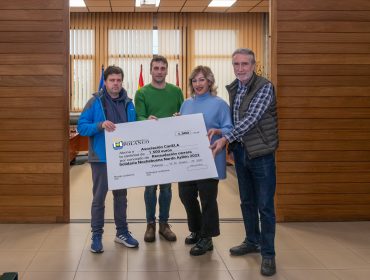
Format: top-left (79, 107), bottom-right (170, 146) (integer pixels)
top-left (144, 184), bottom-right (172, 223)
top-left (91, 163), bottom-right (128, 236)
top-left (233, 143), bottom-right (276, 257)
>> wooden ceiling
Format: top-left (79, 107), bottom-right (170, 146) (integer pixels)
top-left (71, 0), bottom-right (269, 13)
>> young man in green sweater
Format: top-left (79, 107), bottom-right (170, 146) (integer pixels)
top-left (134, 55), bottom-right (184, 242)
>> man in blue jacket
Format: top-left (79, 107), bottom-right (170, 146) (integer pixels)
top-left (78, 65), bottom-right (138, 253)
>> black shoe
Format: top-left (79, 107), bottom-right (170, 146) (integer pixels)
top-left (185, 232), bottom-right (200, 245)
top-left (190, 237), bottom-right (213, 256)
top-left (229, 241), bottom-right (260, 256)
top-left (261, 257), bottom-right (276, 276)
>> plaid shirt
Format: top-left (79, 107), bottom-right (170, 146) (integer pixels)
top-left (225, 80), bottom-right (274, 143)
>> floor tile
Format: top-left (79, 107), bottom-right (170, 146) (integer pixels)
top-left (330, 232), bottom-right (370, 250)
top-left (0, 251), bottom-right (35, 271)
top-left (174, 249), bottom-right (227, 271)
top-left (219, 223), bottom-right (244, 235)
top-left (128, 271), bottom-right (180, 280)
top-left (22, 271), bottom-right (75, 280)
top-left (230, 269), bottom-right (287, 280)
top-left (310, 248), bottom-right (369, 269)
top-left (39, 234), bottom-right (87, 251)
top-left (78, 250), bottom-right (127, 271)
top-left (280, 269), bottom-right (340, 280)
top-left (27, 251), bottom-right (82, 271)
top-left (212, 235), bottom-right (246, 252)
top-left (216, 251), bottom-right (261, 270)
top-left (75, 271), bottom-right (127, 280)
top-left (0, 225), bottom-right (52, 251)
top-left (276, 250), bottom-right (324, 269)
top-left (351, 248), bottom-right (370, 263)
top-left (332, 269), bottom-right (370, 280)
top-left (0, 235), bottom-right (45, 252)
top-left (179, 270), bottom-right (233, 280)
top-left (283, 228), bottom-right (347, 253)
top-left (49, 223), bottom-right (90, 236)
top-left (128, 250), bottom-right (177, 271)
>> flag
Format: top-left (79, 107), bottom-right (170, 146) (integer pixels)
top-left (138, 64), bottom-right (144, 90)
top-left (176, 63), bottom-right (179, 87)
top-left (98, 64), bottom-right (104, 91)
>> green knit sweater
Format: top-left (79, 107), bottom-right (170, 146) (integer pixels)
top-left (134, 83), bottom-right (184, 121)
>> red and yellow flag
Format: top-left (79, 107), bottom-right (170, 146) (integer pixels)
top-left (138, 64), bottom-right (144, 90)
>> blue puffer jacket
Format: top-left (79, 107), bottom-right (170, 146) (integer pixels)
top-left (77, 89), bottom-right (136, 162)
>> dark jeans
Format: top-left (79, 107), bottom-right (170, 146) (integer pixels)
top-left (233, 143), bottom-right (276, 257)
top-left (91, 162), bottom-right (128, 236)
top-left (144, 183), bottom-right (172, 223)
top-left (179, 178), bottom-right (220, 238)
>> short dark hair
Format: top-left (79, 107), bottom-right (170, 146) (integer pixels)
top-left (150, 55), bottom-right (168, 70)
top-left (104, 65), bottom-right (124, 81)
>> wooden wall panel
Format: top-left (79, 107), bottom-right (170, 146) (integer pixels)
top-left (0, 10), bottom-right (64, 21)
top-left (278, 87), bottom-right (370, 97)
top-left (0, 65), bottom-right (65, 75)
top-left (0, 109), bottom-right (65, 119)
top-left (0, 54), bottom-right (65, 65)
top-left (0, 21), bottom-right (64, 32)
top-left (275, 0), bottom-right (370, 221)
top-left (0, 119), bottom-right (64, 130)
top-left (277, 0), bottom-right (370, 11)
top-left (276, 205), bottom-right (370, 222)
top-left (0, 152), bottom-right (63, 163)
top-left (0, 185), bottom-right (63, 195)
top-left (278, 33), bottom-right (370, 43)
top-left (277, 11), bottom-right (370, 21)
top-left (277, 183), bottom-right (370, 194)
top-left (0, 87), bottom-right (64, 97)
top-left (0, 0), bottom-right (69, 223)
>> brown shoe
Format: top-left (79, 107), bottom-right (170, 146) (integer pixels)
top-left (144, 223), bottom-right (156, 242)
top-left (159, 223), bottom-right (177, 241)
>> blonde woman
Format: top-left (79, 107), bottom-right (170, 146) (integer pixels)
top-left (178, 66), bottom-right (232, 256)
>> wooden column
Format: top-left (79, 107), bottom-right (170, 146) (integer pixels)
top-left (274, 0), bottom-right (370, 221)
top-left (0, 0), bottom-right (69, 222)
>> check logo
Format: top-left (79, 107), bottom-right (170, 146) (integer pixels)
top-left (112, 140), bottom-right (124, 150)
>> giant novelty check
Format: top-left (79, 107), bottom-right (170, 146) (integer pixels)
top-left (105, 113), bottom-right (218, 190)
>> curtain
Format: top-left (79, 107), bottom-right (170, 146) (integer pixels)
top-left (107, 13), bottom-right (153, 99)
top-left (70, 13), bottom-right (153, 110)
top-left (156, 13), bottom-right (186, 91)
top-left (69, 28), bottom-right (94, 111)
top-left (185, 13), bottom-right (267, 102)
top-left (70, 12), bottom-right (267, 110)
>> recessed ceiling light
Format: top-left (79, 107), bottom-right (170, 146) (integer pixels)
top-left (70, 0), bottom-right (86, 7)
top-left (209, 0), bottom-right (236, 8)
top-left (135, 0), bottom-right (161, 7)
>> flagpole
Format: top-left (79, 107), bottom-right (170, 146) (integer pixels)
top-left (98, 64), bottom-right (104, 91)
top-left (176, 63), bottom-right (179, 87)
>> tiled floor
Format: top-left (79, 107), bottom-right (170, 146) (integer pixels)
top-left (69, 160), bottom-right (242, 221)
top-left (1, 161), bottom-right (370, 279)
top-left (1, 222), bottom-right (370, 280)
